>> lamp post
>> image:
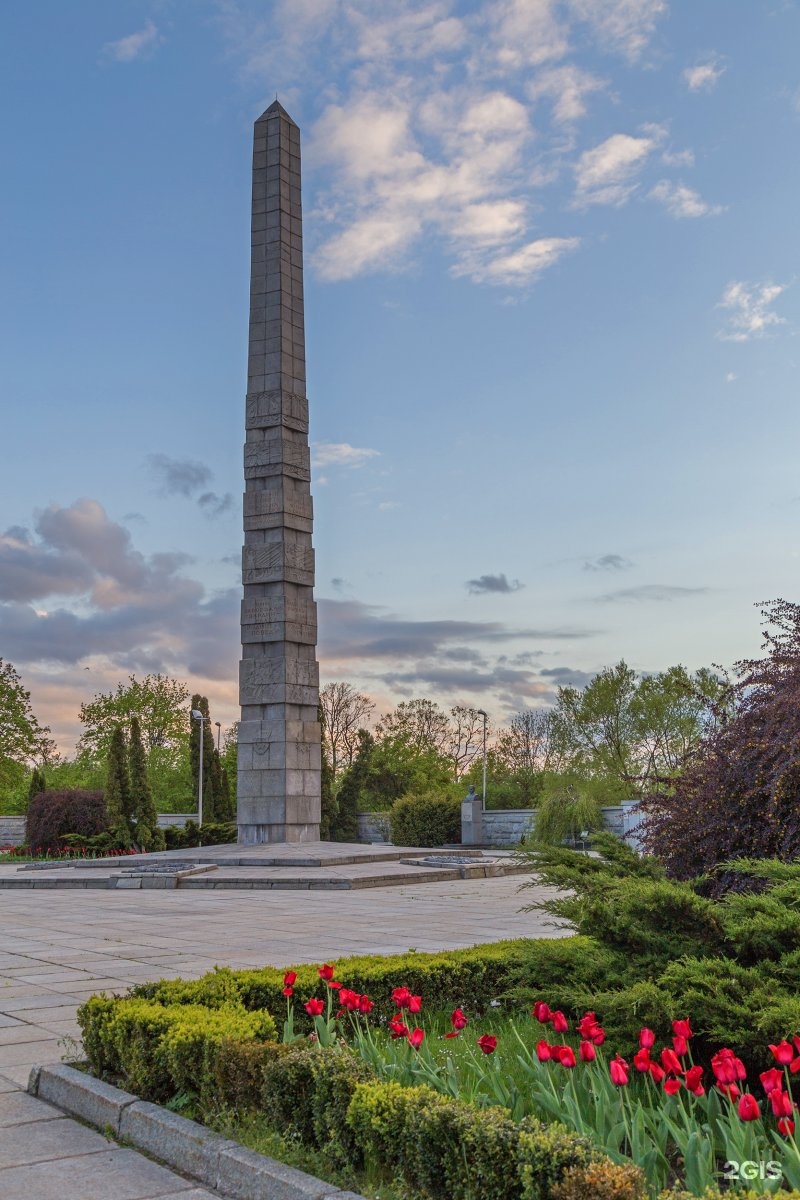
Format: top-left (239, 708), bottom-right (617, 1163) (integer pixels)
top-left (476, 709), bottom-right (488, 811)
top-left (214, 721), bottom-right (221, 751)
top-left (191, 709), bottom-right (210, 827)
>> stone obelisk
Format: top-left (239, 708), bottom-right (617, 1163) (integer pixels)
top-left (237, 101), bottom-right (321, 844)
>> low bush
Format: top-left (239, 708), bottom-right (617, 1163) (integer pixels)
top-left (163, 820), bottom-right (237, 850)
top-left (25, 789), bottom-right (109, 850)
top-left (134, 940), bottom-right (533, 1032)
top-left (77, 995), bottom-right (276, 1104)
top-left (390, 791), bottom-right (461, 847)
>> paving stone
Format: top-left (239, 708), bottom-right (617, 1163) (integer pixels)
top-left (0, 1115), bottom-right (112, 1168)
top-left (0, 1147), bottom-right (197, 1199)
top-left (0, 1091), bottom-right (61, 1126)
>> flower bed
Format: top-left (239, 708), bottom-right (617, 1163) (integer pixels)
top-left (78, 954), bottom-right (800, 1199)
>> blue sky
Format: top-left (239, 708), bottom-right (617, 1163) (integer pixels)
top-left (1, 0), bottom-right (799, 752)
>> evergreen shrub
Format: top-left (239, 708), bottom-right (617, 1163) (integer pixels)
top-left (390, 791), bottom-right (461, 847)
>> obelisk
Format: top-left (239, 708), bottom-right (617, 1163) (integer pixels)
top-left (237, 101), bottom-right (321, 843)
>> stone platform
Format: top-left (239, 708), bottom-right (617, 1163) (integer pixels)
top-left (0, 842), bottom-right (524, 891)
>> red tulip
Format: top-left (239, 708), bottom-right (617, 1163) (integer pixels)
top-left (716, 1082), bottom-right (740, 1100)
top-left (649, 1062), bottom-right (665, 1084)
top-left (389, 1018), bottom-right (409, 1039)
top-left (407, 994), bottom-right (422, 1014)
top-left (304, 998), bottom-right (324, 1016)
top-left (661, 1048), bottom-right (684, 1076)
top-left (664, 1078), bottom-right (682, 1095)
top-left (536, 1040), bottom-right (552, 1062)
top-left (639, 1028), bottom-right (656, 1050)
top-left (712, 1048), bottom-right (747, 1084)
top-left (576, 1012), bottom-right (599, 1038)
top-left (339, 988), bottom-right (361, 1011)
top-left (283, 971), bottom-right (297, 987)
top-left (760, 1068), bottom-right (784, 1094)
top-left (685, 1066), bottom-right (705, 1096)
top-left (633, 1048), bottom-right (651, 1072)
top-left (358, 995), bottom-right (374, 1014)
top-left (738, 1093), bottom-right (760, 1121)
top-left (610, 1055), bottom-right (629, 1086)
top-left (770, 1089), bottom-right (794, 1119)
top-left (392, 987), bottom-right (411, 1009)
top-left (282, 987), bottom-right (293, 997)
top-left (478, 1034), bottom-right (498, 1054)
top-left (451, 1008), bottom-right (468, 1031)
top-left (672, 1035), bottom-right (689, 1057)
top-left (555, 1045), bottom-right (576, 1068)
top-left (579, 1040), bottom-right (596, 1062)
top-left (533, 1001), bottom-right (551, 1023)
top-left (672, 1019), bottom-right (693, 1039)
top-left (770, 1042), bottom-right (795, 1066)
top-left (408, 1027), bottom-right (424, 1050)
top-left (318, 964), bottom-right (335, 980)
top-left (551, 1011), bottom-right (568, 1033)
top-left (778, 1118), bottom-right (796, 1136)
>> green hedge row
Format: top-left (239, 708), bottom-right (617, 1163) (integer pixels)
top-left (130, 937), bottom-right (581, 1032)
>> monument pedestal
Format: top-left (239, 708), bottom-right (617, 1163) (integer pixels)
top-left (461, 799), bottom-right (484, 846)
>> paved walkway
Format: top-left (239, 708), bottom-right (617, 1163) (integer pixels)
top-left (0, 872), bottom-right (561, 1198)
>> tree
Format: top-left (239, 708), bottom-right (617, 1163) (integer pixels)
top-left (79, 674), bottom-right (192, 814)
top-left (376, 699), bottom-right (451, 756)
top-left (319, 682), bottom-right (375, 778)
top-left (27, 766), bottom-right (47, 805)
top-left (105, 726), bottom-right (132, 847)
top-left (445, 705), bottom-right (487, 780)
top-left (641, 599), bottom-right (800, 880)
top-left (0, 659), bottom-right (55, 793)
top-left (496, 709), bottom-right (568, 776)
top-left (189, 695), bottom-right (221, 822)
top-left (554, 662), bottom-right (641, 788)
top-left (129, 716), bottom-right (165, 851)
top-left (79, 674), bottom-right (190, 760)
top-left (331, 729), bottom-right (371, 841)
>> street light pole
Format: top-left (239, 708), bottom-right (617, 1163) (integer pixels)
top-left (477, 709), bottom-right (488, 812)
top-left (191, 709), bottom-right (209, 827)
top-left (214, 721), bottom-right (221, 752)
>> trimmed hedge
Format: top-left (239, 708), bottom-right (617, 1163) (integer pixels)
top-left (132, 938), bottom-right (547, 1033)
top-left (77, 995), bottom-right (276, 1105)
top-left (390, 791), bottom-right (461, 847)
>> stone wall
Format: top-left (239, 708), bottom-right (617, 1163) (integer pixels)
top-left (357, 801), bottom-right (644, 850)
top-left (0, 813), bottom-right (199, 847)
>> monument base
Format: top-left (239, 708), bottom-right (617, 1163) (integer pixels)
top-left (238, 822), bottom-right (321, 845)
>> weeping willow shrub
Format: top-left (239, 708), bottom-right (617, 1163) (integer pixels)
top-left (532, 773), bottom-right (628, 845)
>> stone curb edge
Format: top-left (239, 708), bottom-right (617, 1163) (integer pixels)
top-left (28, 1062), bottom-right (365, 1200)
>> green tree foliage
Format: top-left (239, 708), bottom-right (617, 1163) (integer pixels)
top-left (78, 674), bottom-right (192, 813)
top-left (189, 695), bottom-right (223, 823)
top-left (318, 708), bottom-right (338, 840)
top-left (0, 660), bottom-right (55, 809)
top-left (319, 682), bottom-right (375, 778)
top-left (105, 726), bottom-right (133, 847)
top-left (129, 716), bottom-right (165, 851)
top-left (27, 766), bottom-right (47, 805)
top-left (376, 698), bottom-right (485, 781)
top-left (331, 729), bottom-right (371, 841)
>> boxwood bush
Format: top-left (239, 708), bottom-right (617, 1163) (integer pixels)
top-left (390, 791), bottom-right (461, 847)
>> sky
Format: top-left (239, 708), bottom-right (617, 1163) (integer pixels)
top-left (1, 0), bottom-right (799, 754)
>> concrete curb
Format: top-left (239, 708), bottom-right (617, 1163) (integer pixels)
top-left (29, 1063), bottom-right (364, 1200)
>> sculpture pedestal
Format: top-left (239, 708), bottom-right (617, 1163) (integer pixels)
top-left (461, 798), bottom-right (484, 846)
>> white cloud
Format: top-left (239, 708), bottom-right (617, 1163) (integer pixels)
top-left (725, 372), bottom-right (737, 383)
top-left (717, 281), bottom-right (789, 342)
top-left (649, 180), bottom-right (722, 218)
top-left (102, 20), bottom-right (161, 63)
top-left (527, 64), bottom-right (606, 123)
top-left (573, 130), bottom-right (662, 207)
top-left (683, 59), bottom-right (725, 92)
top-left (661, 147), bottom-right (695, 168)
top-left (463, 236), bottom-right (580, 286)
top-left (312, 442), bottom-right (381, 468)
top-left (568, 0), bottom-right (667, 61)
top-left (488, 0), bottom-right (570, 70)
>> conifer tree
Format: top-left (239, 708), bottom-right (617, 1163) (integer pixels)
top-left (27, 766), bottom-right (47, 806)
top-left (214, 752), bottom-right (235, 822)
top-left (331, 729), bottom-right (372, 842)
top-left (319, 709), bottom-right (337, 840)
top-left (105, 725), bottom-right (132, 847)
top-left (129, 715), bottom-right (165, 851)
top-left (189, 695), bottom-right (216, 823)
